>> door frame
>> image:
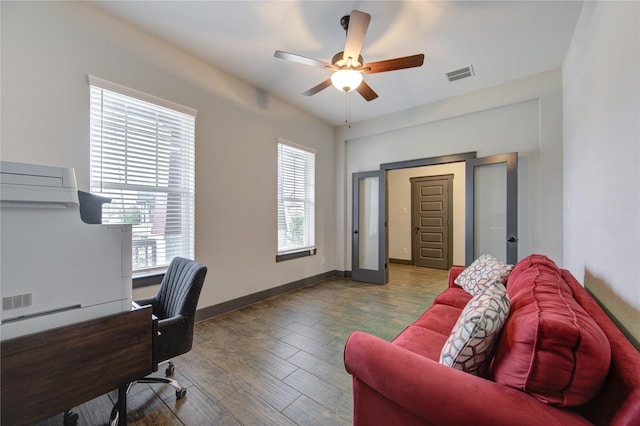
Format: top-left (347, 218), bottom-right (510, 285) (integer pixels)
top-left (351, 152), bottom-right (476, 284)
top-left (352, 151), bottom-right (519, 284)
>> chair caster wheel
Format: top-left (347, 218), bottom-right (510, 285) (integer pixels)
top-left (109, 405), bottom-right (120, 426)
top-left (176, 388), bottom-right (187, 399)
top-left (63, 410), bottom-right (79, 426)
top-left (165, 362), bottom-right (175, 377)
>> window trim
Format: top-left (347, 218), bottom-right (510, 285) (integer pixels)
top-left (87, 75), bottom-right (197, 117)
top-left (275, 248), bottom-right (317, 263)
top-left (88, 75), bottom-right (197, 273)
top-left (277, 138), bottom-right (316, 260)
top-left (132, 271), bottom-right (165, 289)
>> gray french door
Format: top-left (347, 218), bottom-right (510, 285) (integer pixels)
top-left (465, 152), bottom-right (518, 265)
top-left (352, 170), bottom-right (388, 284)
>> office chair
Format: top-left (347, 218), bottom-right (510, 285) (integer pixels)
top-left (109, 256), bottom-right (207, 424)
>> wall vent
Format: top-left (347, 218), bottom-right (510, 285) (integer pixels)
top-left (446, 65), bottom-right (475, 82)
top-left (2, 293), bottom-right (33, 310)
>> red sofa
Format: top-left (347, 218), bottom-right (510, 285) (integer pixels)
top-left (344, 255), bottom-right (640, 425)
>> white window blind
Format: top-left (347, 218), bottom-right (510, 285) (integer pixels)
top-left (277, 140), bottom-right (315, 254)
top-left (89, 76), bottom-right (196, 272)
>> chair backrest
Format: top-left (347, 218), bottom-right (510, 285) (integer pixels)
top-left (155, 257), bottom-right (207, 321)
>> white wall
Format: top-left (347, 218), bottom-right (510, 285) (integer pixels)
top-left (388, 163), bottom-right (465, 265)
top-left (563, 1), bottom-right (640, 342)
top-left (335, 69), bottom-right (564, 272)
top-left (1, 2), bottom-right (335, 310)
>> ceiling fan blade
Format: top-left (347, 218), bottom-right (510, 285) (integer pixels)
top-left (274, 50), bottom-right (333, 70)
top-left (343, 10), bottom-right (371, 64)
top-left (356, 80), bottom-right (378, 102)
top-left (303, 79), bottom-right (333, 96)
top-left (362, 54), bottom-right (425, 74)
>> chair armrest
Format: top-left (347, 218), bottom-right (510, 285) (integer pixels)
top-left (448, 266), bottom-right (465, 288)
top-left (156, 314), bottom-right (192, 360)
top-left (134, 296), bottom-right (158, 311)
top-left (157, 314), bottom-right (188, 331)
top-left (344, 331), bottom-right (589, 426)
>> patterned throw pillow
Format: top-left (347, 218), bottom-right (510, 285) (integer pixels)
top-left (454, 253), bottom-right (514, 295)
top-left (439, 281), bottom-right (510, 376)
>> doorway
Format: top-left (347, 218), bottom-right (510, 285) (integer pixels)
top-left (352, 152), bottom-right (474, 284)
top-left (411, 174), bottom-right (453, 269)
top-left (351, 151), bottom-right (518, 284)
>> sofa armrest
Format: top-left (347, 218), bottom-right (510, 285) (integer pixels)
top-left (448, 266), bottom-right (465, 288)
top-left (344, 331), bottom-right (590, 426)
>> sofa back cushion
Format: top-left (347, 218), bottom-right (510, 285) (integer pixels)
top-left (493, 255), bottom-right (611, 407)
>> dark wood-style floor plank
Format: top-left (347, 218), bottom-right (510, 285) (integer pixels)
top-left (283, 395), bottom-right (352, 426)
top-left (35, 264), bottom-right (447, 425)
top-left (282, 368), bottom-right (353, 419)
top-left (165, 385), bottom-right (240, 426)
top-left (287, 350), bottom-right (352, 391)
top-left (217, 388), bottom-right (298, 426)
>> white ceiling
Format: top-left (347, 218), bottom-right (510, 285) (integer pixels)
top-left (91, 1), bottom-right (583, 127)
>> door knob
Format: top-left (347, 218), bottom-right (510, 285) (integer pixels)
top-left (507, 236), bottom-right (518, 243)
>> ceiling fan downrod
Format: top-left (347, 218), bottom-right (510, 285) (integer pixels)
top-left (340, 15), bottom-right (350, 32)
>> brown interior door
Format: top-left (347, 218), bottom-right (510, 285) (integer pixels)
top-left (411, 175), bottom-right (453, 269)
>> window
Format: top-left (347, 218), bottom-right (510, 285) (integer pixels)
top-left (277, 140), bottom-right (315, 258)
top-left (89, 75), bottom-right (196, 273)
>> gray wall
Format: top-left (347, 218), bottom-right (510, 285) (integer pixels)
top-left (335, 70), bottom-right (564, 272)
top-left (563, 1), bottom-right (640, 342)
top-left (1, 1), bottom-right (336, 309)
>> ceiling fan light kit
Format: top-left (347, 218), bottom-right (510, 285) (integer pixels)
top-left (331, 69), bottom-right (363, 92)
top-left (274, 9), bottom-right (425, 103)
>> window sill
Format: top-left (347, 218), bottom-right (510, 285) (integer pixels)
top-left (276, 248), bottom-right (317, 262)
top-left (132, 270), bottom-right (165, 289)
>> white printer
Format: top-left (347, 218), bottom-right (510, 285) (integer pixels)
top-left (0, 161), bottom-right (132, 340)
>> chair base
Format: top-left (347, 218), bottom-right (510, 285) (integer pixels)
top-left (137, 376), bottom-right (186, 399)
top-left (109, 361), bottom-right (186, 425)
top-left (63, 410), bottom-right (78, 426)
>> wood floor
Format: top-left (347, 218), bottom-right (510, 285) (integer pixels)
top-left (38, 264), bottom-right (449, 425)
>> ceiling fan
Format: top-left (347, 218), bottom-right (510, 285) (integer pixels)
top-left (274, 10), bottom-right (425, 101)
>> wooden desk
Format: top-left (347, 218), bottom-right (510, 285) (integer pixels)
top-left (1, 306), bottom-right (156, 425)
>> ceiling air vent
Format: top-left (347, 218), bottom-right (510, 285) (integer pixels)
top-left (446, 65), bottom-right (475, 82)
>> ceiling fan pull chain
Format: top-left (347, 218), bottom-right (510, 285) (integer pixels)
top-left (345, 92), bottom-right (352, 128)
top-left (345, 92), bottom-right (348, 125)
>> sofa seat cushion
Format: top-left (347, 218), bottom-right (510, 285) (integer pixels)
top-left (439, 281), bottom-right (510, 376)
top-left (392, 325), bottom-right (450, 361)
top-left (412, 302), bottom-right (466, 336)
top-left (433, 285), bottom-right (471, 309)
top-left (392, 303), bottom-right (464, 360)
top-left (493, 254), bottom-right (611, 407)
